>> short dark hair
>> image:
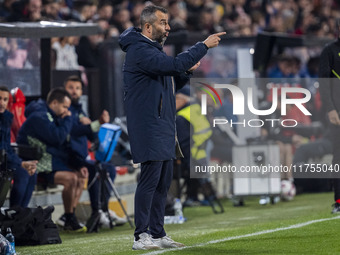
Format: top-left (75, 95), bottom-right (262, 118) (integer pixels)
top-left (63, 75), bottom-right (82, 87)
top-left (0, 86), bottom-right (10, 93)
top-left (46, 87), bottom-right (71, 105)
top-left (140, 5), bottom-right (168, 27)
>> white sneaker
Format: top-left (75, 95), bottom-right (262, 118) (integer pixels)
top-left (99, 210), bottom-right (116, 228)
top-left (151, 236), bottom-right (185, 248)
top-left (132, 233), bottom-right (161, 250)
top-left (259, 196), bottom-right (270, 205)
top-left (56, 214), bottom-right (66, 227)
top-left (108, 210), bottom-right (128, 226)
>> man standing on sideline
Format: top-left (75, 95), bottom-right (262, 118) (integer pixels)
top-left (119, 5), bottom-right (225, 250)
top-left (0, 86), bottom-right (37, 207)
top-left (319, 20), bottom-right (340, 213)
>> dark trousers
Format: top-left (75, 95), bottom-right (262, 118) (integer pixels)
top-left (134, 160), bottom-right (173, 239)
top-left (86, 160), bottom-right (116, 212)
top-left (330, 124), bottom-right (340, 201)
top-left (10, 166), bottom-right (37, 207)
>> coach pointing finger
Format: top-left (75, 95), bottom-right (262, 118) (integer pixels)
top-left (119, 5), bottom-right (225, 250)
top-left (204, 32), bottom-right (227, 48)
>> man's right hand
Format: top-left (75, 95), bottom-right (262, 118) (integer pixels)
top-left (188, 61), bottom-right (201, 72)
top-left (61, 110), bottom-right (72, 119)
top-left (77, 167), bottom-right (89, 179)
top-left (328, 110), bottom-right (340, 125)
top-left (203, 32), bottom-right (226, 49)
top-left (22, 160), bottom-right (38, 176)
top-left (99, 110), bottom-right (110, 124)
top-left (80, 116), bottom-right (91, 125)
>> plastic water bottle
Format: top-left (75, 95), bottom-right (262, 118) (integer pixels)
top-left (164, 216), bottom-right (173, 225)
top-left (0, 239), bottom-right (8, 255)
top-left (0, 228), bottom-right (5, 255)
top-left (5, 228), bottom-right (15, 255)
top-left (173, 198), bottom-right (184, 224)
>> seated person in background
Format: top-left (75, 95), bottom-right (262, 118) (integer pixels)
top-left (261, 88), bottom-right (311, 184)
top-left (279, 103), bottom-right (311, 181)
top-left (293, 126), bottom-right (333, 193)
top-left (267, 55), bottom-right (296, 79)
top-left (16, 87), bottom-right (87, 232)
top-left (293, 127), bottom-right (333, 167)
top-left (0, 86), bottom-right (37, 207)
top-left (57, 75), bottom-right (126, 228)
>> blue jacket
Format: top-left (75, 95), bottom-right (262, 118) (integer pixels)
top-left (69, 102), bottom-right (96, 160)
top-left (0, 110), bottom-right (22, 170)
top-left (119, 27), bottom-right (207, 163)
top-left (17, 99), bottom-right (73, 161)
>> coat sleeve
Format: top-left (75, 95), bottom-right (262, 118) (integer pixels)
top-left (5, 124), bottom-right (22, 170)
top-left (70, 120), bottom-right (96, 141)
top-left (30, 113), bottom-right (73, 146)
top-left (319, 45), bottom-right (336, 113)
top-left (176, 115), bottom-right (191, 160)
top-left (134, 42), bottom-right (207, 76)
top-left (175, 72), bottom-right (191, 91)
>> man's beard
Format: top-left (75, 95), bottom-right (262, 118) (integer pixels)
top-left (160, 36), bottom-right (167, 46)
top-left (71, 97), bottom-right (80, 104)
top-left (152, 26), bottom-right (168, 46)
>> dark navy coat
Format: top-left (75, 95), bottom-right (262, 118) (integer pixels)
top-left (17, 99), bottom-right (73, 163)
top-left (119, 27), bottom-right (207, 163)
top-left (0, 110), bottom-right (22, 170)
top-left (69, 102), bottom-right (96, 160)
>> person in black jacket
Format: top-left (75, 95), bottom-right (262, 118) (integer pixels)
top-left (319, 25), bottom-right (340, 213)
top-left (119, 4), bottom-right (225, 250)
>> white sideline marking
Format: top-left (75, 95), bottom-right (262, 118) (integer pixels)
top-left (145, 215), bottom-right (340, 254)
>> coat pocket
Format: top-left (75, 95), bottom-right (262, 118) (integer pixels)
top-left (158, 93), bottom-right (163, 118)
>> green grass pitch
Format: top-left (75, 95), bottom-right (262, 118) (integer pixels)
top-left (16, 192), bottom-right (340, 255)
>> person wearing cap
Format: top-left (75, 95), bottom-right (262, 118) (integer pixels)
top-left (119, 4), bottom-right (225, 250)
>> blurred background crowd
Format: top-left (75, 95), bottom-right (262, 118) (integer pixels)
top-left (0, 0), bottom-right (340, 38)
